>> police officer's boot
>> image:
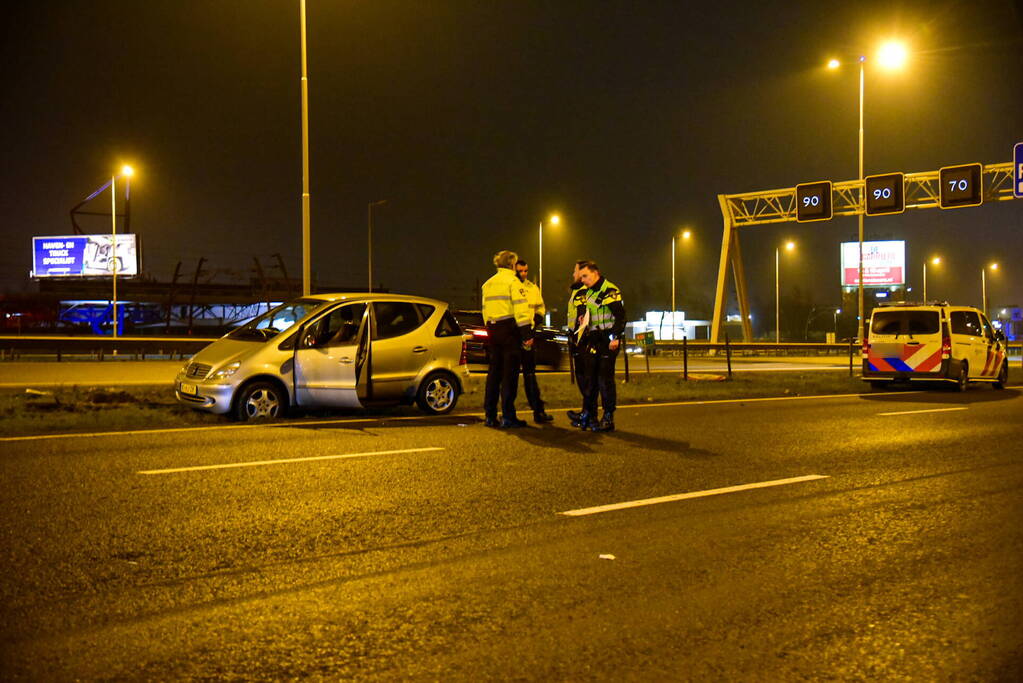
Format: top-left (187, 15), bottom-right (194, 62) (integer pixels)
top-left (591, 411), bottom-right (615, 432)
top-left (533, 410), bottom-right (554, 424)
top-left (569, 410), bottom-right (591, 428)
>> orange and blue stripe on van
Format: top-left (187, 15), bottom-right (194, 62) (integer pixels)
top-left (980, 347), bottom-right (1005, 377)
top-left (867, 342), bottom-right (943, 373)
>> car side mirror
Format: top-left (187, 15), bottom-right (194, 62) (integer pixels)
top-left (994, 330), bottom-right (1006, 342)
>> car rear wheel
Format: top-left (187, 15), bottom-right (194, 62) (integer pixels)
top-left (994, 360), bottom-right (1008, 390)
top-left (416, 371), bottom-right (459, 415)
top-left (235, 381), bottom-right (287, 421)
top-left (954, 363), bottom-right (969, 392)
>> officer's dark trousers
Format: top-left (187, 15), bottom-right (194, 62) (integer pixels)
top-left (569, 341), bottom-right (586, 404)
top-left (484, 320), bottom-right (522, 420)
top-left (582, 341), bottom-right (618, 417)
top-left (521, 346), bottom-right (545, 414)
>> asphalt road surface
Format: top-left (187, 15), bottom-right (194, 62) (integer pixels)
top-left (2, 387), bottom-right (1021, 679)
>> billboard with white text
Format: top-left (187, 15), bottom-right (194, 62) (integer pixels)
top-left (31, 235), bottom-right (139, 278)
top-left (841, 240), bottom-right (904, 287)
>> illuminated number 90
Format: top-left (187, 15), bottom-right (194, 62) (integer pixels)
top-left (948, 179), bottom-right (968, 191)
top-left (802, 195), bottom-right (820, 207)
top-left (872, 188), bottom-right (892, 200)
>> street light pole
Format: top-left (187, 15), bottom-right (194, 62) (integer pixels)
top-left (538, 220), bottom-right (543, 296)
top-left (856, 56), bottom-right (865, 346)
top-left (538, 214), bottom-right (559, 306)
top-left (368, 200), bottom-right (387, 292)
top-left (111, 174), bottom-right (118, 339)
top-left (299, 0), bottom-right (312, 296)
top-left (776, 241), bottom-right (794, 344)
top-left (775, 246), bottom-right (780, 345)
top-left (671, 236), bottom-right (676, 340)
top-left (924, 261), bottom-right (932, 304)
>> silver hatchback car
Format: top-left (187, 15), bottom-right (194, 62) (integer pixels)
top-left (175, 293), bottom-right (469, 420)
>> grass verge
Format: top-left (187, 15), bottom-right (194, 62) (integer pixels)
top-left (2, 367), bottom-right (1019, 438)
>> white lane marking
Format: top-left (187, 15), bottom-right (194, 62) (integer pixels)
top-left (137, 447), bottom-right (443, 475)
top-left (559, 474), bottom-right (830, 517)
top-left (877, 407), bottom-right (968, 416)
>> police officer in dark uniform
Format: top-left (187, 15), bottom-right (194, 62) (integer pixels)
top-left (571, 260), bottom-right (626, 432)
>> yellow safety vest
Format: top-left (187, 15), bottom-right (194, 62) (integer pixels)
top-left (521, 278), bottom-right (546, 327)
top-left (482, 268), bottom-right (533, 328)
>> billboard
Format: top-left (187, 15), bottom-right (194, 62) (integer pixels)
top-left (31, 235), bottom-right (139, 278)
top-left (841, 240), bottom-right (905, 287)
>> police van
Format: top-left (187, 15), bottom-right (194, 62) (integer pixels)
top-left (863, 302), bottom-right (1009, 391)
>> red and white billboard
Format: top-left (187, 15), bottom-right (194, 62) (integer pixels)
top-left (841, 240), bottom-right (905, 287)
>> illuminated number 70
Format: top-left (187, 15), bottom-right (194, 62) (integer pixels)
top-left (948, 179), bottom-right (968, 191)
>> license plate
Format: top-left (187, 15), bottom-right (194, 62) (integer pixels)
top-left (179, 382), bottom-right (198, 396)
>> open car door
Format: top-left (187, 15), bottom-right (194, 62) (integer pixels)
top-left (294, 303), bottom-right (370, 408)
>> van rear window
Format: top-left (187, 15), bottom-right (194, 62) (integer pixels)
top-left (871, 310), bottom-right (939, 335)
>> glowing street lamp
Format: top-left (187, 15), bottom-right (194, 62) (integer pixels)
top-left (776, 241), bottom-right (796, 344)
top-left (538, 213), bottom-right (560, 301)
top-left (923, 256), bottom-right (941, 302)
top-left (672, 229), bottom-right (693, 339)
top-left (827, 39), bottom-right (909, 344)
top-left (111, 164), bottom-right (135, 339)
top-left (982, 262), bottom-right (999, 315)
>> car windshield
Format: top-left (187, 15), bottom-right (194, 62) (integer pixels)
top-left (871, 310), bottom-right (939, 336)
top-left (227, 299), bottom-right (330, 341)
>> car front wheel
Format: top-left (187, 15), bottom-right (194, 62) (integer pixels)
top-left (235, 381), bottom-right (287, 421)
top-left (416, 371), bottom-right (459, 415)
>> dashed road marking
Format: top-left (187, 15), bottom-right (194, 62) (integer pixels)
top-left (138, 447), bottom-right (444, 475)
top-left (559, 474), bottom-right (830, 517)
top-left (877, 407), bottom-right (968, 416)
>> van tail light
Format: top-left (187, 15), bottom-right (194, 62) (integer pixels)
top-left (470, 329), bottom-right (489, 338)
top-left (861, 339), bottom-right (870, 357)
top-left (459, 339), bottom-right (468, 365)
top-left (941, 335), bottom-right (951, 359)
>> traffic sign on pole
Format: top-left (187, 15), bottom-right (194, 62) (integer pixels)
top-left (795, 181), bottom-right (833, 222)
top-left (938, 163), bottom-right (983, 209)
top-left (1014, 142), bottom-right (1023, 199)
top-left (864, 172), bottom-right (905, 215)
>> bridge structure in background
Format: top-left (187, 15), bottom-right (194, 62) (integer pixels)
top-left (710, 161), bottom-right (1018, 344)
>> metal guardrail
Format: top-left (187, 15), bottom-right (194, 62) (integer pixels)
top-left (3, 334), bottom-right (1020, 367)
top-left (0, 335), bottom-right (218, 361)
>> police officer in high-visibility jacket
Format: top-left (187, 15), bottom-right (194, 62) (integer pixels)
top-left (481, 250), bottom-right (534, 428)
top-left (514, 258), bottom-right (553, 423)
top-left (566, 260), bottom-right (589, 409)
top-left (571, 260), bottom-right (626, 432)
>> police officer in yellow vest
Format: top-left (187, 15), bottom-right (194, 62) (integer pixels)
top-left (515, 258), bottom-right (554, 423)
top-left (481, 250), bottom-right (534, 428)
top-left (569, 260), bottom-right (626, 432)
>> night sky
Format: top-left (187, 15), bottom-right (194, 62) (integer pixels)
top-left (3, 1), bottom-right (1021, 328)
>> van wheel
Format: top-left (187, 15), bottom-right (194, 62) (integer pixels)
top-left (416, 371), bottom-right (459, 415)
top-left (954, 363), bottom-right (969, 392)
top-left (235, 381), bottom-right (287, 421)
top-left (994, 361), bottom-right (1008, 390)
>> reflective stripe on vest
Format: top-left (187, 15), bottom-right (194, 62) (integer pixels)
top-left (584, 279), bottom-right (621, 330)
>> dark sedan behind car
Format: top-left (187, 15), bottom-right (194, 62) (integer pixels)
top-left (453, 310), bottom-right (568, 370)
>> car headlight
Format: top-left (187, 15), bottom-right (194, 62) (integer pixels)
top-left (212, 361), bottom-right (241, 380)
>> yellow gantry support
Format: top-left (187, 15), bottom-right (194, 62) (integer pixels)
top-left (710, 162), bottom-right (1015, 343)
